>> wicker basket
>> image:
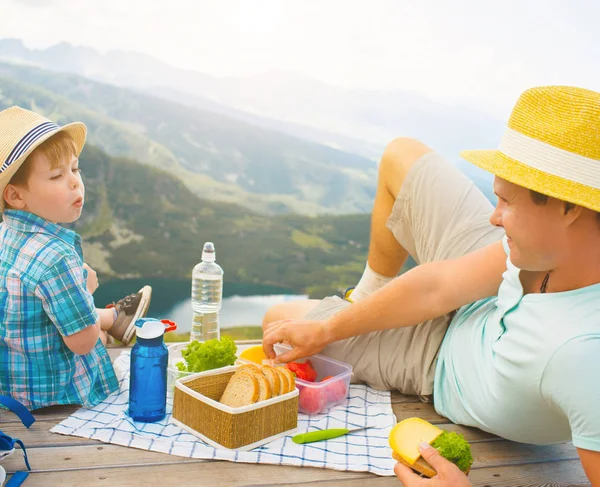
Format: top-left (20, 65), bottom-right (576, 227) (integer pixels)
top-left (171, 366), bottom-right (299, 450)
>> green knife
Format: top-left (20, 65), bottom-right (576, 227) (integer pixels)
top-left (292, 426), bottom-right (372, 444)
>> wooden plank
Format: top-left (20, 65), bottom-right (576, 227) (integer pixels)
top-left (5, 461), bottom-right (371, 487)
top-left (391, 400), bottom-right (447, 424)
top-left (5, 457), bottom-right (590, 487)
top-left (253, 459), bottom-right (589, 487)
top-left (0, 420), bottom-right (110, 447)
top-left (0, 404), bottom-right (78, 424)
top-left (471, 440), bottom-right (579, 468)
top-left (1, 436), bottom-right (579, 474)
top-left (2, 444), bottom-right (209, 474)
top-left (390, 391), bottom-right (422, 404)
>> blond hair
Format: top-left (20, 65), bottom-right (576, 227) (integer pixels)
top-left (7, 131), bottom-right (77, 189)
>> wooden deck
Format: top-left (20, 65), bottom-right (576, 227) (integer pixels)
top-left (0, 344), bottom-right (590, 486)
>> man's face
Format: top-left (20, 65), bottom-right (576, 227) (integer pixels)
top-left (489, 177), bottom-right (569, 271)
top-left (10, 151), bottom-right (85, 224)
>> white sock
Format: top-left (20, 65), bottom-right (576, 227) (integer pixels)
top-left (350, 263), bottom-right (395, 302)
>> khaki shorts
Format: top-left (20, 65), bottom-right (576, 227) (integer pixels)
top-left (304, 152), bottom-right (505, 396)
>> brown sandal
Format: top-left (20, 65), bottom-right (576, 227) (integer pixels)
top-left (107, 286), bottom-right (152, 345)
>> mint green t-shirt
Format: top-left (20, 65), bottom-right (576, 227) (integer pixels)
top-left (434, 236), bottom-right (600, 452)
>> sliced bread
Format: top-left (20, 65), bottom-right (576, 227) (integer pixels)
top-left (237, 363), bottom-right (261, 374)
top-left (279, 367), bottom-right (296, 391)
top-left (219, 371), bottom-right (259, 408)
top-left (253, 370), bottom-right (272, 401)
top-left (274, 367), bottom-right (290, 394)
top-left (233, 364), bottom-right (272, 402)
top-left (260, 365), bottom-right (281, 396)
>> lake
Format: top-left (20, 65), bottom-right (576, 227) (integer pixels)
top-left (94, 278), bottom-right (307, 332)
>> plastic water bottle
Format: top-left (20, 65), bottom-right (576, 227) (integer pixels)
top-left (190, 242), bottom-right (224, 342)
top-left (129, 318), bottom-right (174, 423)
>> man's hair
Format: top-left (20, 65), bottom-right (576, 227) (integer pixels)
top-left (529, 189), bottom-right (600, 223)
top-left (8, 131), bottom-right (77, 189)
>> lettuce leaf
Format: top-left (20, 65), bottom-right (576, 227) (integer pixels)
top-left (176, 336), bottom-right (237, 372)
top-left (431, 431), bottom-right (473, 473)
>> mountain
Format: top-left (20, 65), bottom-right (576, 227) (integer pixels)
top-left (66, 144), bottom-right (372, 298)
top-left (0, 61), bottom-right (377, 215)
top-left (0, 39), bottom-right (505, 164)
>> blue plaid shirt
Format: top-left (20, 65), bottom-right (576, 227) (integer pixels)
top-left (0, 210), bottom-right (118, 409)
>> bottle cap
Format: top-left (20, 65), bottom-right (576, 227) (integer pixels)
top-left (135, 318), bottom-right (167, 340)
top-left (202, 241), bottom-right (216, 262)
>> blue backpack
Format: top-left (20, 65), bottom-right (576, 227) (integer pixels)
top-left (0, 396), bottom-right (34, 487)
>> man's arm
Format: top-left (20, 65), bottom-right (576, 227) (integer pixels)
top-left (326, 239), bottom-right (507, 343)
top-left (264, 240), bottom-right (507, 361)
top-left (578, 448), bottom-right (600, 486)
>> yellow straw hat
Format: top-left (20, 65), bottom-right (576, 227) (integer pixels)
top-left (461, 86), bottom-right (600, 212)
top-left (0, 106), bottom-right (87, 211)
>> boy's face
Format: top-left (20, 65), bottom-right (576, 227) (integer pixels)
top-left (7, 150), bottom-right (85, 224)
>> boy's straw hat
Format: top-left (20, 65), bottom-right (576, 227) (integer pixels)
top-left (461, 86), bottom-right (600, 212)
top-left (0, 106), bottom-right (86, 210)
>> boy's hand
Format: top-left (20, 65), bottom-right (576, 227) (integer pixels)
top-left (394, 442), bottom-right (472, 487)
top-left (84, 263), bottom-right (99, 294)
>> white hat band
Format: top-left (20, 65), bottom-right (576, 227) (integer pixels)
top-left (499, 128), bottom-right (600, 189)
top-left (1, 121), bottom-right (59, 173)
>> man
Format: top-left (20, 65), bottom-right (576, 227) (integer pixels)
top-left (262, 86), bottom-right (600, 485)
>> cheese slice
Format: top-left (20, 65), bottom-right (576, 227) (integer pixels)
top-left (239, 345), bottom-right (268, 364)
top-left (388, 417), bottom-right (443, 465)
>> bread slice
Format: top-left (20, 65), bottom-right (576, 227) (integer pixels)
top-left (219, 372), bottom-right (259, 407)
top-left (260, 365), bottom-right (281, 396)
top-left (392, 451), bottom-right (437, 478)
top-left (233, 364), bottom-right (272, 402)
top-left (252, 370), bottom-right (272, 401)
top-left (237, 363), bottom-right (261, 374)
top-left (274, 367), bottom-right (290, 394)
top-left (392, 451), bottom-right (471, 477)
top-left (279, 367), bottom-right (296, 391)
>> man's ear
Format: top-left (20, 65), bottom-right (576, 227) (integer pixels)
top-left (3, 184), bottom-right (26, 210)
top-left (563, 204), bottom-right (583, 227)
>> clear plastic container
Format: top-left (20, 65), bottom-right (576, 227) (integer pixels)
top-left (272, 344), bottom-right (353, 415)
top-left (167, 343), bottom-right (196, 391)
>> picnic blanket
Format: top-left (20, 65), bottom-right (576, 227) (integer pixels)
top-left (51, 351), bottom-right (398, 476)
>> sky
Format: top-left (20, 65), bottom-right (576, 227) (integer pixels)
top-left (1, 0), bottom-right (599, 118)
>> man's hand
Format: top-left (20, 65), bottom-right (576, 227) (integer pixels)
top-left (394, 442), bottom-right (472, 487)
top-left (83, 263), bottom-right (99, 294)
top-left (262, 318), bottom-right (332, 363)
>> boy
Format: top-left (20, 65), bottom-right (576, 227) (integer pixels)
top-left (0, 106), bottom-right (152, 410)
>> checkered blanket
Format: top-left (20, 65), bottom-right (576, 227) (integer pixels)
top-left (51, 351), bottom-right (397, 476)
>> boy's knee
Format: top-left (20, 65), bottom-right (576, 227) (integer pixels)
top-left (379, 137), bottom-right (433, 196)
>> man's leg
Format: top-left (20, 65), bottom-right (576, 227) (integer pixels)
top-left (263, 138), bottom-right (432, 325)
top-left (350, 139), bottom-right (433, 301)
top-left (368, 138), bottom-right (433, 276)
